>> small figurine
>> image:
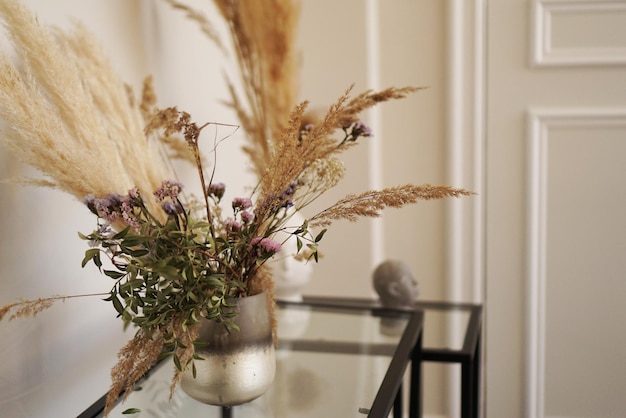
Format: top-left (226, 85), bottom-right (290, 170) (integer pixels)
top-left (372, 259), bottom-right (419, 309)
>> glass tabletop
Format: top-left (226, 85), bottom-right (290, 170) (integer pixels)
top-left (85, 300), bottom-right (423, 418)
top-left (298, 297), bottom-right (481, 353)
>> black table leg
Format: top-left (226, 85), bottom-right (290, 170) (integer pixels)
top-left (409, 332), bottom-right (423, 418)
top-left (394, 382), bottom-right (403, 418)
top-left (461, 358), bottom-right (473, 418)
top-left (472, 332), bottom-right (481, 418)
top-left (221, 406), bottom-right (232, 418)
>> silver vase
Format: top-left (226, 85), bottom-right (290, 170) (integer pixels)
top-left (181, 291), bottom-right (276, 406)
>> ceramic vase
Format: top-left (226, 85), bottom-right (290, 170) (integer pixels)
top-left (180, 291), bottom-right (276, 406)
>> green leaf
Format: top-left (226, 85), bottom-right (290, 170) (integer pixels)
top-left (126, 248), bottom-right (150, 258)
top-left (157, 350), bottom-right (174, 361)
top-left (128, 278), bottom-right (145, 290)
top-left (296, 237), bottom-right (303, 253)
top-left (294, 219), bottom-right (308, 235)
top-left (112, 225), bottom-right (131, 240)
top-left (314, 228), bottom-right (328, 243)
top-left (103, 270), bottom-right (126, 280)
top-left (81, 248), bottom-right (100, 268)
top-left (121, 236), bottom-right (153, 246)
top-left (173, 354), bottom-right (182, 371)
top-left (192, 221), bottom-right (211, 229)
top-left (122, 408), bottom-right (141, 415)
top-left (93, 252), bottom-right (102, 268)
top-left (110, 293), bottom-right (125, 316)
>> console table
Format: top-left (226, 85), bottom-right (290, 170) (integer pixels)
top-left (80, 297), bottom-right (424, 418)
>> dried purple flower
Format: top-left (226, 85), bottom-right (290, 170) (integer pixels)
top-left (224, 218), bottom-right (241, 232)
top-left (121, 200), bottom-right (140, 227)
top-left (250, 237), bottom-right (282, 257)
top-left (352, 120), bottom-right (373, 138)
top-left (161, 200), bottom-right (180, 216)
top-left (240, 210), bottom-right (254, 224)
top-left (208, 182), bottom-right (226, 201)
top-left (232, 197), bottom-right (253, 211)
top-left (279, 181), bottom-right (298, 208)
top-left (89, 193), bottom-right (124, 223)
top-left (84, 194), bottom-right (98, 215)
top-left (154, 180), bottom-right (184, 202)
top-left (128, 187), bottom-right (140, 200)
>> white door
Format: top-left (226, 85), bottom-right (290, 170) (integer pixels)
top-left (485, 0), bottom-right (626, 417)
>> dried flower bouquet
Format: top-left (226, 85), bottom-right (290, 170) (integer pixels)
top-left (0, 0), bottom-right (471, 415)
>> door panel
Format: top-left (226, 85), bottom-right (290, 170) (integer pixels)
top-left (487, 1), bottom-right (626, 417)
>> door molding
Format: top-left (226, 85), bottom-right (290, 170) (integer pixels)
top-left (531, 0), bottom-right (626, 67)
top-left (526, 107), bottom-right (626, 417)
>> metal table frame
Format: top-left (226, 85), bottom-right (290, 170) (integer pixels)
top-left (274, 298), bottom-right (424, 418)
top-left (301, 296), bottom-right (483, 418)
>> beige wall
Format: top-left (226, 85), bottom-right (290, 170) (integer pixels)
top-left (0, 2), bottom-right (150, 417)
top-left (486, 1), bottom-right (626, 417)
top-left (0, 0), bottom-right (454, 417)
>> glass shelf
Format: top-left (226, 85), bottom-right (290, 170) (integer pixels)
top-left (81, 299), bottom-right (424, 418)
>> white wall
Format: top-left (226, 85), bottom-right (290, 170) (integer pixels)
top-left (0, 1), bottom-right (150, 417)
top-left (0, 1), bottom-right (453, 417)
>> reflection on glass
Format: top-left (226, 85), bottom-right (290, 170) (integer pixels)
top-left (102, 303), bottom-right (411, 418)
top-left (421, 310), bottom-right (471, 350)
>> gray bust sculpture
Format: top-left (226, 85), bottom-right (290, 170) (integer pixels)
top-left (372, 260), bottom-right (419, 308)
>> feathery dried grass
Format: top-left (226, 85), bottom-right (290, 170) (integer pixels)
top-left (0, 0), bottom-right (170, 212)
top-left (208, 0), bottom-right (301, 176)
top-left (163, 0), bottom-right (226, 54)
top-left (310, 185), bottom-right (474, 227)
top-left (167, 319), bottom-right (200, 399)
top-left (104, 329), bottom-right (165, 416)
top-left (0, 298), bottom-right (58, 321)
top-left (0, 293), bottom-right (109, 321)
top-left (256, 86), bottom-right (422, 217)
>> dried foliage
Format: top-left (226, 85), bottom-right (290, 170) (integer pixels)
top-left (106, 328), bottom-right (166, 414)
top-left (0, 0), bottom-right (170, 215)
top-left (163, 0), bottom-right (226, 54)
top-left (310, 185), bottom-right (473, 227)
top-left (0, 293), bottom-right (106, 321)
top-left (172, 0), bottom-right (301, 177)
top-left (0, 298), bottom-right (59, 321)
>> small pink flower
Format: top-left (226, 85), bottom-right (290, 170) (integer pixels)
top-left (250, 237), bottom-right (282, 257)
top-left (240, 210), bottom-right (254, 224)
top-left (232, 197), bottom-right (253, 210)
top-left (224, 219), bottom-right (241, 232)
top-left (128, 187), bottom-right (140, 199)
top-left (208, 182), bottom-right (226, 200)
top-left (121, 200), bottom-right (140, 227)
top-left (154, 180), bottom-right (184, 202)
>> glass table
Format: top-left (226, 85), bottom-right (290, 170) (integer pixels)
top-left (80, 298), bottom-right (424, 418)
top-left (301, 297), bottom-right (483, 418)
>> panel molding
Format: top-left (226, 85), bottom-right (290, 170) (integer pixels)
top-left (446, 0), bottom-right (487, 415)
top-left (365, 0), bottom-right (385, 273)
top-left (531, 0), bottom-right (626, 67)
top-left (446, 0), bottom-right (487, 303)
top-left (525, 107), bottom-right (626, 417)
